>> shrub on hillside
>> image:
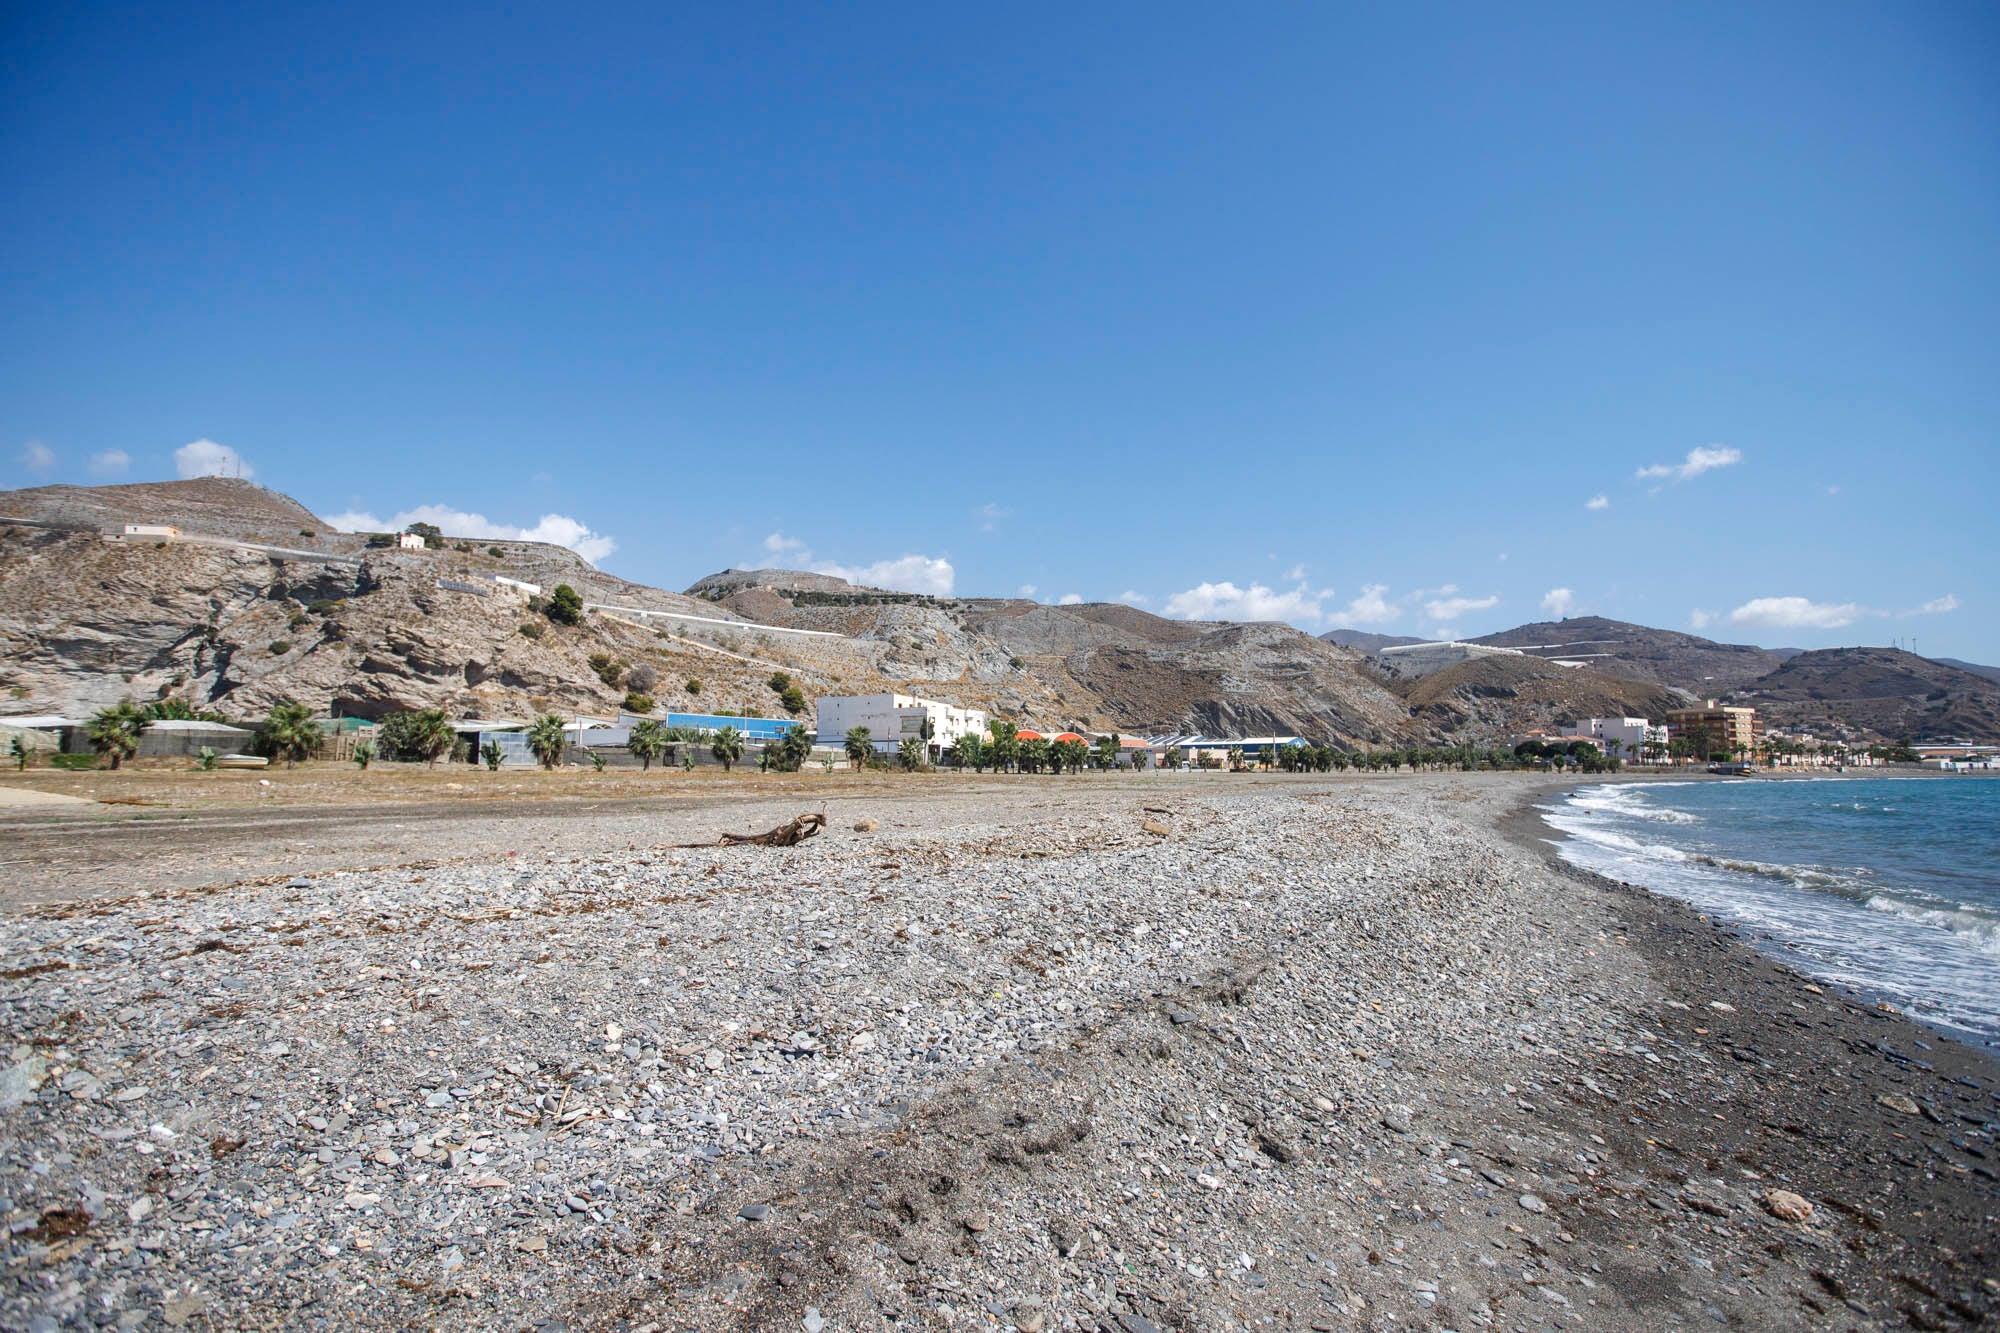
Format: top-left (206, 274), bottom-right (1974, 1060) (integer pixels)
top-left (546, 584), bottom-right (583, 626)
top-left (622, 692), bottom-right (656, 714)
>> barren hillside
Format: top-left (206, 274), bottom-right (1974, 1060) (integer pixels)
top-left (1391, 655), bottom-right (1686, 740)
top-left (1726, 648), bottom-right (2000, 743)
top-left (1470, 616), bottom-right (1791, 693)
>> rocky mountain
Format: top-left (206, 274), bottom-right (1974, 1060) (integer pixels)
top-left (691, 575), bottom-right (1416, 744)
top-left (1725, 648), bottom-right (2000, 743)
top-left (1933, 657), bottom-right (2000, 687)
top-left (1470, 616), bottom-right (1794, 693)
top-left (1390, 655), bottom-right (1685, 741)
top-left (5, 480), bottom-right (1994, 745)
top-left (0, 477), bottom-right (336, 543)
top-left (1318, 629), bottom-right (1425, 653)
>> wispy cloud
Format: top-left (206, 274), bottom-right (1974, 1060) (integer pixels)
top-left (18, 441), bottom-right (55, 474)
top-left (1730, 596), bottom-right (1862, 630)
top-left (88, 449), bottom-right (130, 478)
top-left (1282, 563), bottom-right (1306, 582)
top-left (1116, 590), bottom-right (1150, 607)
top-left (1057, 592), bottom-right (1083, 605)
top-left (175, 438), bottom-right (253, 479)
top-left (1637, 445), bottom-right (1741, 483)
top-left (1906, 594), bottom-right (1958, 616)
top-left (1334, 584), bottom-right (1399, 626)
top-left (1163, 579), bottom-right (1331, 624)
top-left (975, 502), bottom-right (1009, 532)
top-left (328, 504), bottom-right (617, 564)
top-left (747, 532), bottom-right (955, 595)
top-left (1017, 584), bottom-right (1037, 599)
top-left (1424, 592), bottom-right (1500, 623)
top-left (1541, 587), bottom-right (1574, 617)
top-left (762, 531), bottom-right (808, 559)
top-left (813, 554), bottom-right (955, 596)
top-left (1585, 494), bottom-right (1609, 511)
top-left (1689, 609), bottom-right (1716, 630)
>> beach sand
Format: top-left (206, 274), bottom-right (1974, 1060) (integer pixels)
top-left (0, 772), bottom-right (1991, 1330)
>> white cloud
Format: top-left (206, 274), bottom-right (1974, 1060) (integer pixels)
top-left (329, 503), bottom-right (617, 564)
top-left (1585, 494), bottom-right (1609, 511)
top-left (19, 441), bottom-right (55, 474)
top-left (1335, 584), bottom-right (1399, 626)
top-left (1541, 587), bottom-right (1575, 617)
top-left (762, 531), bottom-right (808, 559)
top-left (1636, 445), bottom-right (1741, 483)
top-left (1116, 590), bottom-right (1150, 606)
top-left (1424, 593), bottom-right (1500, 623)
top-left (1282, 563), bottom-right (1306, 582)
top-left (88, 449), bottom-right (130, 477)
top-left (1690, 609), bottom-right (1715, 630)
top-left (813, 554), bottom-right (955, 597)
top-left (1729, 596), bottom-right (1862, 630)
top-left (1057, 593), bottom-right (1083, 606)
top-left (976, 502), bottom-right (1009, 532)
top-left (1497, 552), bottom-right (1509, 562)
top-left (1163, 579), bottom-right (1331, 625)
top-left (1017, 584), bottom-right (1037, 598)
top-left (174, 438), bottom-right (253, 479)
top-left (1908, 594), bottom-right (1959, 616)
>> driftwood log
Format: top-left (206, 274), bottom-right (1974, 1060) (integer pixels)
top-left (672, 812), bottom-right (827, 848)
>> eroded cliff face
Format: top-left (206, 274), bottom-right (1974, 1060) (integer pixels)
top-left (0, 531), bottom-right (821, 723)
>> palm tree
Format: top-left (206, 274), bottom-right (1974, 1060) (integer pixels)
top-left (526, 714), bottom-right (567, 769)
top-left (354, 741), bottom-right (376, 770)
top-left (844, 726), bottom-right (874, 770)
top-left (897, 735), bottom-right (925, 771)
top-left (479, 739), bottom-right (504, 771)
top-left (710, 725), bottom-right (743, 772)
top-left (628, 720), bottom-right (668, 771)
top-left (88, 702), bottom-right (147, 769)
top-left (9, 735), bottom-right (29, 771)
top-left (260, 700), bottom-right (320, 768)
top-left (1094, 733), bottom-right (1122, 770)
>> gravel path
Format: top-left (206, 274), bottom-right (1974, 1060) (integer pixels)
top-left (1, 776), bottom-right (1992, 1331)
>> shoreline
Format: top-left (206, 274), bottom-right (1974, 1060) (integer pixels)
top-left (1, 773), bottom-right (1993, 1330)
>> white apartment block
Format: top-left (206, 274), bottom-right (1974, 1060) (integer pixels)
top-left (1580, 716), bottom-right (1668, 756)
top-left (815, 693), bottom-right (988, 755)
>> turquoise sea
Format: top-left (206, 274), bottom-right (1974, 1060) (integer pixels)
top-left (1544, 776), bottom-right (2000, 1050)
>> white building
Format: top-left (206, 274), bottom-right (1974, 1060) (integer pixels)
top-left (815, 693), bottom-right (988, 756)
top-left (1579, 716), bottom-right (1668, 758)
top-left (102, 523), bottom-right (181, 543)
top-left (397, 532), bottom-right (427, 550)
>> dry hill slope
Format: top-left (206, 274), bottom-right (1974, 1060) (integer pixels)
top-left (1726, 648), bottom-right (2000, 743)
top-left (1471, 616), bottom-right (1790, 693)
top-left (1393, 655), bottom-right (1685, 740)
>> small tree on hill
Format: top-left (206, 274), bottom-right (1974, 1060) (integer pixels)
top-left (844, 726), bottom-right (873, 769)
top-left (546, 584), bottom-right (584, 626)
top-left (88, 702), bottom-right (147, 769)
top-left (710, 724), bottom-right (743, 771)
top-left (527, 714), bottom-right (567, 769)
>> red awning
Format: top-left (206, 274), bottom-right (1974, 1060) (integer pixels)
top-left (1015, 729), bottom-right (1043, 741)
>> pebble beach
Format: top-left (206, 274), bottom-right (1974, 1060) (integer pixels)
top-left (1, 774), bottom-right (1993, 1331)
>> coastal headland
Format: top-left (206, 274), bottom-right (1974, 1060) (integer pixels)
top-left (0, 771), bottom-right (1992, 1330)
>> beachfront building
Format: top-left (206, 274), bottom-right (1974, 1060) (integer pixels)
top-left (1665, 701), bottom-right (1761, 761)
top-left (815, 693), bottom-right (988, 757)
top-left (1578, 716), bottom-right (1668, 760)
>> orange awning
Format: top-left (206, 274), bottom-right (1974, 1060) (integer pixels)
top-left (1050, 732), bottom-right (1085, 743)
top-left (1015, 729), bottom-right (1043, 741)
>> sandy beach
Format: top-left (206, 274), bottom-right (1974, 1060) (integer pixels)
top-left (0, 771), bottom-right (1992, 1331)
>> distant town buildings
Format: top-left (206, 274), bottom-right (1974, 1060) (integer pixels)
top-left (815, 693), bottom-right (988, 755)
top-left (1665, 701), bottom-right (1761, 759)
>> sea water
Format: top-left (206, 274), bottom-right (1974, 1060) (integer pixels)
top-left (1543, 776), bottom-right (2000, 1050)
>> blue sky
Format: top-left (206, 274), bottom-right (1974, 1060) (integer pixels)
top-left (4, 3), bottom-right (1995, 659)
